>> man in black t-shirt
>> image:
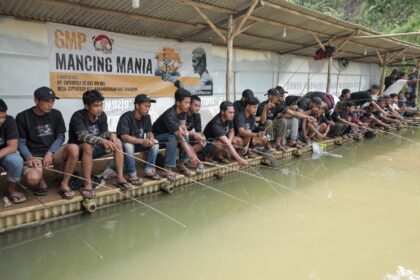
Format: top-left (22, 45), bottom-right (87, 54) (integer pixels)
top-left (257, 87), bottom-right (288, 152)
top-left (203, 101), bottom-right (247, 167)
top-left (385, 68), bottom-right (398, 90)
top-left (117, 94), bottom-right (160, 184)
top-left (184, 95), bottom-right (206, 171)
top-left (233, 89), bottom-right (254, 114)
top-left (68, 90), bottom-right (131, 199)
top-left (0, 99), bottom-right (26, 203)
top-left (16, 87), bottom-right (78, 199)
top-left (152, 88), bottom-right (201, 180)
top-left (234, 97), bottom-right (268, 157)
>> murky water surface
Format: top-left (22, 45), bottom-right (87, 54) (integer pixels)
top-left (1, 129), bottom-right (420, 280)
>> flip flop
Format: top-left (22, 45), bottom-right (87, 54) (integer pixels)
top-left (127, 176), bottom-right (143, 186)
top-left (144, 172), bottom-right (161, 180)
top-left (112, 181), bottom-right (133, 190)
top-left (8, 192), bottom-right (26, 204)
top-left (216, 156), bottom-right (229, 164)
top-left (80, 188), bottom-right (96, 199)
top-left (162, 172), bottom-right (177, 184)
top-left (33, 186), bottom-right (48, 196)
top-left (178, 167), bottom-right (192, 177)
top-left (58, 188), bottom-right (75, 200)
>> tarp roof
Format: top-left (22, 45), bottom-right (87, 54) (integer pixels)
top-left (1, 0), bottom-right (419, 64)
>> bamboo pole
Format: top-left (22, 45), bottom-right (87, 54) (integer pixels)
top-left (226, 15), bottom-right (234, 101)
top-left (193, 6), bottom-right (227, 43)
top-left (415, 59), bottom-right (419, 105)
top-left (326, 56), bottom-right (333, 93)
top-left (233, 0), bottom-right (260, 37)
top-left (310, 32), bottom-right (325, 51)
top-left (380, 51), bottom-right (388, 94)
top-left (352, 32), bottom-right (420, 39)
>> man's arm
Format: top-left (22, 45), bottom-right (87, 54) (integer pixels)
top-left (0, 139), bottom-right (18, 159)
top-left (217, 135), bottom-right (247, 166)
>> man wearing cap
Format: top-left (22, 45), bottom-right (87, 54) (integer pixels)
top-left (274, 86), bottom-right (315, 148)
top-left (116, 94), bottom-right (160, 185)
top-left (385, 68), bottom-right (399, 90)
top-left (256, 88), bottom-right (287, 152)
top-left (16, 86), bottom-right (79, 199)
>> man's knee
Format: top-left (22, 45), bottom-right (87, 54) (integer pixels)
top-left (112, 137), bottom-right (122, 148)
top-left (66, 144), bottom-right (80, 158)
top-left (123, 142), bottom-right (135, 154)
top-left (81, 143), bottom-right (94, 155)
top-left (25, 170), bottom-right (42, 186)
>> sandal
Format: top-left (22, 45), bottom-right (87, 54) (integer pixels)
top-left (8, 191), bottom-right (26, 204)
top-left (247, 151), bottom-right (258, 158)
top-left (127, 176), bottom-right (143, 186)
top-left (162, 172), bottom-right (177, 183)
top-left (80, 188), bottom-right (96, 199)
top-left (178, 167), bottom-right (192, 177)
top-left (58, 188), bottom-right (75, 200)
top-left (33, 185), bottom-right (48, 196)
top-left (144, 172), bottom-right (161, 180)
top-left (216, 156), bottom-right (229, 164)
top-left (112, 181), bottom-right (133, 190)
top-left (275, 145), bottom-right (287, 152)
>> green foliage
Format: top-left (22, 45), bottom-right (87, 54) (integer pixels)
top-left (290, 0), bottom-right (420, 45)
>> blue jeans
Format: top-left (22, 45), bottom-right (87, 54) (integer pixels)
top-left (154, 133), bottom-right (188, 168)
top-left (0, 152), bottom-right (24, 182)
top-left (123, 142), bottom-right (159, 176)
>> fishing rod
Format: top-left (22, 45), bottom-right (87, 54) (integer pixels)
top-left (202, 160), bottom-right (326, 206)
top-left (44, 167), bottom-right (187, 228)
top-left (114, 149), bottom-right (263, 210)
top-left (16, 181), bottom-right (55, 215)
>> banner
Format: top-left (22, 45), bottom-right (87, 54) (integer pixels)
top-left (47, 23), bottom-right (213, 98)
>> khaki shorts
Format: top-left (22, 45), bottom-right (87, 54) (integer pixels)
top-left (23, 145), bottom-right (67, 174)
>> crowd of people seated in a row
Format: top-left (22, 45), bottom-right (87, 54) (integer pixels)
top-left (0, 75), bottom-right (417, 205)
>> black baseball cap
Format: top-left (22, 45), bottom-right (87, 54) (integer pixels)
top-left (265, 88), bottom-right (280, 96)
top-left (312, 97), bottom-right (322, 106)
top-left (275, 86), bottom-right (288, 94)
top-left (134, 94), bottom-right (156, 104)
top-left (34, 86), bottom-right (60, 100)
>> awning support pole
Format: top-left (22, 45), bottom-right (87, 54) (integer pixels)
top-left (226, 14), bottom-right (234, 101)
top-left (380, 51), bottom-right (389, 94)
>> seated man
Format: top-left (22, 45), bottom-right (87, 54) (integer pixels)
top-left (0, 99), bottom-right (25, 203)
top-left (203, 101), bottom-right (247, 167)
top-left (359, 101), bottom-right (392, 130)
top-left (332, 101), bottom-right (363, 134)
top-left (330, 101), bottom-right (351, 137)
top-left (257, 88), bottom-right (285, 152)
top-left (116, 94), bottom-right (161, 185)
top-left (152, 88), bottom-right (201, 179)
top-left (302, 105), bottom-right (331, 142)
top-left (233, 97), bottom-right (268, 157)
top-left (386, 94), bottom-right (405, 122)
top-left (275, 88), bottom-right (315, 147)
top-left (68, 90), bottom-right (131, 199)
top-left (339, 88), bottom-right (351, 101)
top-left (233, 89), bottom-right (254, 114)
top-left (378, 97), bottom-right (403, 125)
top-left (16, 87), bottom-right (78, 199)
top-left (185, 95), bottom-right (206, 171)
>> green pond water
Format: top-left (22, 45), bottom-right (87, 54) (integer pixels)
top-left (1, 129), bottom-right (420, 280)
